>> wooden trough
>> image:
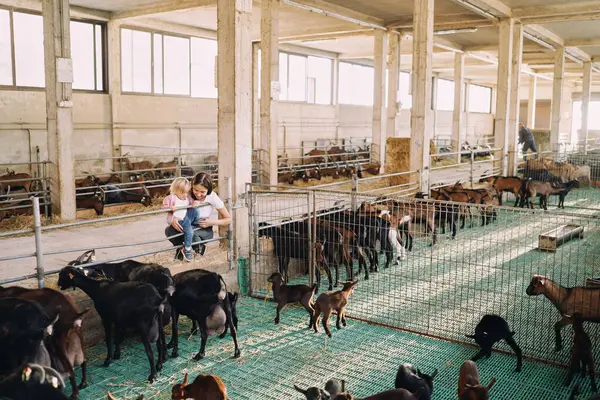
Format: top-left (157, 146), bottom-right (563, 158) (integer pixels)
top-left (538, 224), bottom-right (584, 252)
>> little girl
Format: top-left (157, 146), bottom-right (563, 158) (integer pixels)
top-left (162, 177), bottom-right (201, 262)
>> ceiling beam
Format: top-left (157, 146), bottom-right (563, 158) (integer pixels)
top-left (279, 29), bottom-right (374, 43)
top-left (0, 0), bottom-right (110, 20)
top-left (281, 0), bottom-right (385, 29)
top-left (524, 25), bottom-right (564, 48)
top-left (446, 0), bottom-right (511, 19)
top-left (513, 1), bottom-right (600, 18)
top-left (386, 13), bottom-right (494, 29)
top-left (111, 0), bottom-right (216, 20)
top-left (566, 38), bottom-right (600, 47)
top-left (521, 12), bottom-right (600, 25)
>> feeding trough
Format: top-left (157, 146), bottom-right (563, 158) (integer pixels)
top-left (538, 224), bottom-right (584, 252)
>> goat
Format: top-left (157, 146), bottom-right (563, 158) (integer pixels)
top-left (466, 314), bottom-right (522, 372)
top-left (359, 162), bottom-right (381, 175)
top-left (327, 146), bottom-right (348, 162)
top-left (0, 298), bottom-right (59, 376)
top-left (57, 267), bottom-right (167, 382)
top-left (305, 149), bottom-right (328, 165)
top-left (520, 179), bottom-right (579, 209)
top-left (191, 291), bottom-right (239, 339)
top-left (155, 157), bottom-right (178, 179)
top-left (146, 180), bottom-right (171, 199)
top-left (525, 275), bottom-right (600, 352)
top-left (67, 249), bottom-right (174, 327)
top-left (120, 153), bottom-right (155, 180)
top-left (479, 176), bottom-right (523, 207)
top-left (312, 280), bottom-right (358, 337)
top-left (268, 272), bottom-right (316, 326)
top-left (75, 174), bottom-right (100, 189)
top-left (0, 170), bottom-right (33, 192)
top-left (171, 372), bottom-right (227, 400)
top-left (0, 286), bottom-right (88, 398)
top-left (278, 170), bottom-right (296, 184)
top-left (76, 187), bottom-right (105, 215)
top-left (294, 379), bottom-right (344, 400)
top-left (458, 360), bottom-right (496, 400)
top-left (332, 389), bottom-right (424, 400)
top-left (394, 364), bottom-right (438, 400)
top-left (319, 163), bottom-right (342, 179)
top-left (564, 313), bottom-right (597, 392)
top-left (168, 269), bottom-right (240, 361)
top-left (0, 364), bottom-right (69, 400)
top-left (119, 185), bottom-right (153, 206)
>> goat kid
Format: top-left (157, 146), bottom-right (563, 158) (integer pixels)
top-left (294, 379), bottom-right (344, 400)
top-left (458, 360), bottom-right (497, 400)
top-left (466, 314), bottom-right (522, 372)
top-left (171, 372), bottom-right (227, 400)
top-left (267, 272), bottom-right (316, 327)
top-left (564, 313), bottom-right (598, 392)
top-left (394, 364), bottom-right (438, 400)
top-left (312, 281), bottom-right (358, 337)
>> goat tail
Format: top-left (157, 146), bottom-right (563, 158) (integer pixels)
top-left (311, 283), bottom-right (318, 294)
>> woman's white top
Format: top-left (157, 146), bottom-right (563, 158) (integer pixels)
top-left (196, 192), bottom-right (225, 219)
top-left (173, 197), bottom-right (189, 220)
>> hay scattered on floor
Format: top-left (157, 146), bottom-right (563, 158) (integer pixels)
top-left (385, 137), bottom-right (410, 186)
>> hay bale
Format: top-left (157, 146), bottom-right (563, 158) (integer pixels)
top-left (531, 129), bottom-right (551, 153)
top-left (385, 138), bottom-right (411, 186)
top-left (429, 140), bottom-right (437, 157)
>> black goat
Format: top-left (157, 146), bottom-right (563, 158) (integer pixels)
top-left (0, 364), bottom-right (69, 400)
top-left (395, 363), bottom-right (438, 400)
top-left (104, 184), bottom-right (152, 206)
top-left (0, 298), bottom-right (58, 377)
top-left (67, 250), bottom-right (174, 327)
top-left (57, 267), bottom-right (167, 383)
top-left (190, 291), bottom-right (239, 339)
top-left (168, 269), bottom-right (240, 361)
top-left (466, 314), bottom-right (522, 372)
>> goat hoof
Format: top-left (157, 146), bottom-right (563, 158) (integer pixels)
top-left (274, 318), bottom-right (280, 324)
top-left (327, 333), bottom-right (332, 338)
top-left (78, 382), bottom-right (88, 390)
top-left (234, 349), bottom-right (241, 358)
top-left (171, 351), bottom-right (179, 358)
top-left (193, 352), bottom-right (205, 361)
top-left (69, 393), bottom-right (78, 400)
top-left (166, 341), bottom-right (174, 349)
top-left (555, 345), bottom-right (563, 352)
top-left (103, 359), bottom-right (111, 368)
top-left (219, 332), bottom-right (227, 339)
top-left (113, 352), bottom-right (121, 360)
top-left (515, 367), bottom-right (521, 373)
top-left (147, 375), bottom-right (156, 383)
top-left (156, 362), bottom-right (163, 372)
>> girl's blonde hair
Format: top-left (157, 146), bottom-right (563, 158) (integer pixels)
top-left (169, 177), bottom-right (190, 195)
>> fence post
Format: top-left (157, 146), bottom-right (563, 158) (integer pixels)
top-left (308, 192), bottom-right (315, 287)
top-left (470, 150), bottom-right (475, 187)
top-left (351, 175), bottom-right (358, 211)
top-left (32, 196), bottom-right (45, 288)
top-left (226, 176), bottom-right (234, 270)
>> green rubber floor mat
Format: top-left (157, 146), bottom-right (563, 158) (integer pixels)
top-left (71, 297), bottom-right (592, 399)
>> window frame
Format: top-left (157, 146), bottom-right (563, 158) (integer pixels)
top-left (121, 25), bottom-right (219, 98)
top-left (467, 83), bottom-right (493, 114)
top-left (276, 50), bottom-right (334, 105)
top-left (338, 60), bottom-right (375, 107)
top-left (0, 5), bottom-right (107, 93)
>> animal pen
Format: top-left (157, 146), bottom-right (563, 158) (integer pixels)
top-left (246, 170), bottom-right (600, 398)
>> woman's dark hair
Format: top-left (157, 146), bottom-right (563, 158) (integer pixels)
top-left (191, 172), bottom-right (213, 199)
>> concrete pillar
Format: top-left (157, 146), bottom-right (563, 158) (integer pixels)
top-left (107, 21), bottom-right (123, 170)
top-left (507, 22), bottom-right (523, 176)
top-left (372, 30), bottom-right (387, 168)
top-left (527, 75), bottom-right (537, 129)
top-left (217, 0), bottom-right (252, 257)
top-left (332, 57), bottom-right (340, 106)
top-left (42, 0), bottom-right (76, 220)
top-left (411, 0), bottom-right (434, 192)
top-left (252, 42), bottom-right (260, 151)
top-left (386, 33), bottom-right (400, 140)
top-left (550, 46), bottom-right (565, 150)
top-left (260, 0), bottom-right (279, 186)
top-left (493, 19), bottom-right (513, 174)
top-left (452, 52), bottom-right (465, 163)
top-left (582, 61), bottom-right (592, 153)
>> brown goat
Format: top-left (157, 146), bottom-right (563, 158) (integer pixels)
top-left (171, 373), bottom-right (227, 400)
top-left (305, 149), bottom-right (328, 165)
top-left (479, 176), bottom-right (523, 207)
top-left (75, 174), bottom-right (100, 189)
top-left (268, 272), bottom-right (316, 326)
top-left (155, 157), bottom-right (179, 178)
top-left (312, 280), bottom-right (358, 337)
top-left (120, 154), bottom-right (155, 179)
top-left (360, 162), bottom-right (381, 175)
top-left (328, 146), bottom-right (348, 162)
top-left (458, 360), bottom-right (497, 400)
top-left (526, 275), bottom-right (600, 352)
top-left (0, 170), bottom-right (33, 192)
top-left (278, 170), bottom-right (296, 184)
top-left (564, 313), bottom-right (598, 392)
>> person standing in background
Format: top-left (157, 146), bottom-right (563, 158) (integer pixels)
top-left (518, 122), bottom-right (537, 160)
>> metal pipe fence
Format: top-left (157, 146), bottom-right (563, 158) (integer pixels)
top-left (0, 187), bottom-right (236, 286)
top-left (247, 184), bottom-right (600, 368)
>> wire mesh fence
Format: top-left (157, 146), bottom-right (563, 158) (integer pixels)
top-left (248, 184), bottom-right (600, 368)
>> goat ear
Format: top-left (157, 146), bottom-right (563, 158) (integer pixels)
top-left (183, 373), bottom-right (189, 386)
top-left (431, 369), bottom-right (439, 379)
top-left (487, 378), bottom-right (497, 390)
top-left (293, 385), bottom-right (307, 394)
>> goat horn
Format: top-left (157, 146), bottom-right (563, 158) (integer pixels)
top-left (487, 378), bottom-right (497, 390)
top-left (431, 369), bottom-right (439, 379)
top-left (293, 385), bottom-right (307, 394)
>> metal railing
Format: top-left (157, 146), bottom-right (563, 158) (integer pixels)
top-left (0, 177), bottom-right (237, 287)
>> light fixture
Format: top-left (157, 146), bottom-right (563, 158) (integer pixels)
top-left (523, 32), bottom-right (556, 52)
top-left (434, 28), bottom-right (478, 35)
top-left (453, 0), bottom-right (499, 21)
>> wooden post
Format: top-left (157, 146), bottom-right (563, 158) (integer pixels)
top-left (582, 61), bottom-right (592, 154)
top-left (527, 75), bottom-right (537, 129)
top-left (42, 0), bottom-right (76, 220)
top-left (217, 0), bottom-right (253, 257)
top-left (452, 52), bottom-right (465, 163)
top-left (550, 46), bottom-right (565, 150)
top-left (260, 0), bottom-right (279, 186)
top-left (387, 33), bottom-right (400, 141)
top-left (493, 19), bottom-right (513, 175)
top-left (507, 22), bottom-right (523, 176)
top-left (411, 0), bottom-right (434, 193)
top-left (372, 30), bottom-right (387, 168)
